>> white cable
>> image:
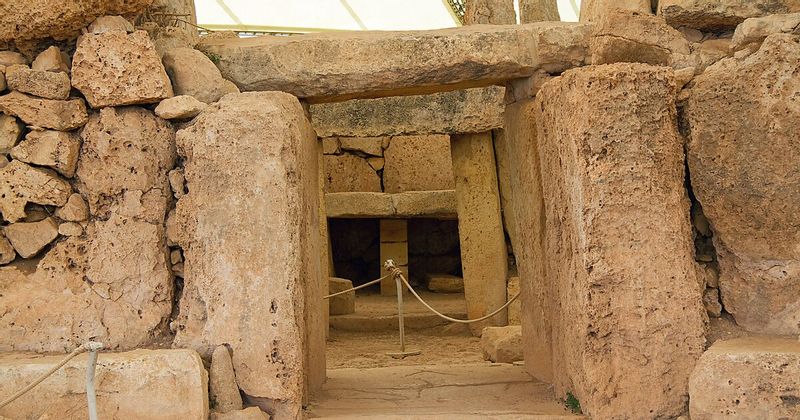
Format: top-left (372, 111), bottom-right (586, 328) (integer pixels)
top-left (323, 273), bottom-right (393, 299)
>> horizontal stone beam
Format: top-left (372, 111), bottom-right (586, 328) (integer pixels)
top-left (311, 86), bottom-right (505, 137)
top-left (199, 22), bottom-right (590, 103)
top-left (325, 191), bottom-right (457, 219)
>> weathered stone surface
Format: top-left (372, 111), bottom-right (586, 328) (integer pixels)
top-left (31, 46), bottom-right (70, 73)
top-left (392, 191), bottom-right (459, 218)
top-left (11, 129), bottom-right (81, 177)
top-left (732, 13), bottom-right (800, 51)
top-left (329, 277), bottom-right (356, 315)
top-left (162, 47), bottom-right (239, 104)
top-left (507, 276), bottom-right (520, 325)
top-left (0, 349), bottom-right (208, 420)
top-left (210, 345), bottom-right (243, 413)
top-left (172, 92), bottom-right (323, 418)
top-left (426, 274), bottom-right (464, 293)
top-left (520, 63), bottom-right (705, 418)
top-left (480, 326), bottom-right (523, 363)
top-left (311, 87), bottom-right (505, 138)
top-left (519, 0), bottom-right (560, 23)
top-left (689, 38), bottom-right (732, 74)
top-left (689, 337), bottom-right (800, 419)
top-left (55, 193), bottom-right (89, 222)
top-left (0, 114), bottom-right (23, 153)
top-left (580, 0), bottom-right (652, 22)
top-left (325, 191), bottom-right (458, 219)
top-left (88, 15), bottom-right (135, 34)
top-left (168, 168), bottom-right (186, 198)
top-left (0, 52), bottom-right (28, 66)
top-left (0, 232), bottom-right (14, 264)
top-left (465, 0), bottom-right (516, 25)
top-left (72, 30), bottom-right (173, 108)
top-left (76, 106), bottom-right (175, 223)
top-left (686, 34), bottom-right (800, 335)
top-left (5, 65), bottom-right (71, 99)
top-left (155, 94), bottom-right (207, 119)
top-left (210, 407), bottom-right (270, 420)
top-left (338, 137), bottom-right (383, 156)
top-left (0, 67), bottom-right (6, 92)
top-left (0, 160), bottom-right (72, 222)
top-left (3, 217), bottom-right (59, 258)
top-left (321, 137), bottom-right (339, 154)
top-left (199, 22), bottom-right (591, 102)
top-left (492, 129), bottom-right (517, 248)
top-left (323, 154), bottom-right (381, 193)
top-left (383, 135), bottom-right (454, 193)
top-left (703, 288), bottom-right (723, 317)
top-left (0, 91), bottom-right (87, 130)
top-left (659, 0), bottom-right (800, 31)
top-left (58, 221), bottom-right (83, 236)
top-left (590, 10), bottom-right (691, 66)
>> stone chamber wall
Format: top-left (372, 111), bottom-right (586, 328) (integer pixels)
top-left (0, 0), bottom-right (799, 419)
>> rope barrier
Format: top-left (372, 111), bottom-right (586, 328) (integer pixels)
top-left (323, 273), bottom-right (393, 299)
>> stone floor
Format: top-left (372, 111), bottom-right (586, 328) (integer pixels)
top-left (305, 363), bottom-right (584, 419)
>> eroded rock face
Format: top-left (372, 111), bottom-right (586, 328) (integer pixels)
top-left (732, 13), bottom-right (800, 51)
top-left (155, 95), bottom-right (207, 120)
top-left (0, 91), bottom-right (87, 130)
top-left (589, 10), bottom-right (690, 66)
top-left (686, 34), bottom-right (800, 335)
top-left (5, 65), bottom-right (71, 100)
top-left (11, 129), bottom-right (81, 177)
top-left (580, 0), bottom-right (652, 22)
top-left (383, 135), bottom-right (454, 193)
top-left (659, 0), bottom-right (800, 31)
top-left (3, 217), bottom-right (58, 258)
top-left (0, 114), bottom-right (24, 153)
top-left (519, 0), bottom-right (560, 23)
top-left (210, 345), bottom-right (243, 413)
top-left (465, 0), bottom-right (516, 25)
top-left (72, 30), bottom-right (173, 108)
top-left (31, 46), bottom-right (70, 73)
top-left (0, 160), bottom-right (72, 222)
top-left (480, 326), bottom-right (523, 363)
top-left (323, 154), bottom-right (381, 193)
top-left (172, 92), bottom-right (322, 418)
top-left (162, 47), bottom-right (239, 104)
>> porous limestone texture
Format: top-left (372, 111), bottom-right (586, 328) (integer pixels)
top-left (383, 135), bottom-right (454, 193)
top-left (0, 349), bottom-right (208, 419)
top-left (480, 325), bottom-right (523, 363)
top-left (329, 277), bottom-right (356, 315)
top-left (5, 65), bottom-right (71, 100)
top-left (162, 47), bottom-right (240, 103)
top-left (3, 217), bottom-right (59, 258)
top-left (310, 86), bottom-right (505, 137)
top-left (31, 46), bottom-right (70, 73)
top-left (589, 10), bottom-right (690, 66)
top-left (210, 345), bottom-right (243, 413)
top-left (0, 0), bottom-right (153, 45)
top-left (0, 52), bottom-right (28, 66)
top-left (72, 30), bottom-right (174, 108)
top-left (465, 0), bottom-right (516, 25)
top-left (11, 129), bottom-right (81, 177)
top-left (580, 0), bottom-right (652, 22)
top-left (0, 160), bottom-right (72, 222)
top-left (55, 193), bottom-right (89, 221)
top-left (686, 34), bottom-right (800, 335)
top-left (199, 22), bottom-right (591, 102)
top-left (0, 233), bottom-right (14, 264)
top-left (323, 154), bottom-right (381, 193)
top-left (689, 337), bottom-right (800, 419)
top-left (492, 129), bottom-right (517, 248)
top-left (513, 63), bottom-right (706, 418)
top-left (155, 94), bottom-right (207, 119)
top-left (451, 132), bottom-right (508, 335)
top-left (519, 0), bottom-right (560, 23)
top-left (507, 276), bottom-right (521, 325)
top-left (0, 91), bottom-right (87, 130)
top-left (732, 12), bottom-right (800, 51)
top-left (325, 191), bottom-right (458, 219)
top-left (0, 114), bottom-right (23, 153)
top-left (88, 15), bottom-right (135, 34)
top-left (659, 0), bottom-right (800, 31)
top-left (171, 92), bottom-right (323, 419)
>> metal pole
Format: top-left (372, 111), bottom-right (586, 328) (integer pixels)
top-left (395, 274), bottom-right (406, 353)
top-left (85, 342), bottom-right (103, 420)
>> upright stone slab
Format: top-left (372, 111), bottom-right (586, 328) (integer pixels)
top-left (659, 0), bottom-right (800, 31)
top-left (520, 0), bottom-right (561, 23)
top-left (530, 63), bottom-right (706, 418)
top-left (686, 34), bottom-right (800, 335)
top-left (465, 0), bottom-right (516, 25)
top-left (451, 132), bottom-right (508, 335)
top-left (172, 92), bottom-right (323, 419)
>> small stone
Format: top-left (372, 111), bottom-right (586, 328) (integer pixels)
top-left (155, 95), bottom-right (207, 120)
top-left (480, 326), bottom-right (523, 363)
top-left (426, 274), bottom-right (464, 293)
top-left (0, 114), bottom-right (23, 153)
top-left (5, 65), bottom-right (71, 100)
top-left (339, 137), bottom-right (383, 156)
top-left (170, 249), bottom-right (183, 264)
top-left (55, 193), bottom-right (89, 222)
top-left (172, 262), bottom-right (184, 277)
top-left (3, 217), bottom-right (59, 258)
top-left (31, 46), bottom-right (70, 73)
top-left (329, 277), bottom-right (355, 315)
top-left (210, 345), bottom-right (243, 413)
top-left (321, 137), bottom-right (339, 154)
top-left (0, 51), bottom-right (27, 67)
top-left (0, 232), bottom-right (15, 264)
top-left (210, 407), bottom-right (270, 420)
top-left (11, 130), bottom-right (81, 177)
top-left (22, 204), bottom-right (49, 223)
top-left (703, 288), bottom-right (723, 317)
top-left (58, 221), bottom-right (83, 236)
top-left (168, 168), bottom-right (186, 198)
top-left (162, 47), bottom-right (240, 104)
top-left (0, 160), bottom-right (72, 222)
top-left (87, 15), bottom-right (134, 34)
top-left (674, 66), bottom-right (695, 89)
top-left (0, 91), bottom-right (87, 130)
top-left (0, 155), bottom-right (8, 168)
top-left (0, 66), bottom-right (6, 92)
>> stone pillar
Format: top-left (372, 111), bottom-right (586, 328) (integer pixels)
top-left (519, 0), bottom-right (560, 23)
top-left (380, 219), bottom-right (409, 296)
top-left (579, 0), bottom-right (652, 22)
top-left (172, 92), bottom-right (322, 419)
top-left (451, 132), bottom-right (508, 335)
top-left (464, 0), bottom-right (516, 25)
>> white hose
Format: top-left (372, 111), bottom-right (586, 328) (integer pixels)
top-left (324, 273), bottom-right (393, 299)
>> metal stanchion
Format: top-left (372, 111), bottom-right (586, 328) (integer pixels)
top-left (384, 260), bottom-right (421, 359)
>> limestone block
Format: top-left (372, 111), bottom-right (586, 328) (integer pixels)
top-left (325, 192), bottom-right (394, 218)
top-left (380, 242), bottom-right (408, 266)
top-left (465, 0), bottom-right (516, 25)
top-left (0, 114), bottom-right (23, 153)
top-left (210, 407), bottom-right (270, 420)
top-left (379, 219), bottom-right (407, 242)
top-left (383, 135), bottom-right (454, 193)
top-left (162, 47), bottom-right (240, 104)
top-left (590, 10), bottom-right (691, 66)
top-left (155, 94), bottom-right (207, 120)
top-left (11, 129), bottom-right (81, 177)
top-left (0, 349), bottom-right (208, 420)
top-left (690, 38), bottom-right (732, 74)
top-left (310, 87), bottom-right (505, 138)
top-left (338, 137), bottom-right (383, 156)
top-left (687, 34), bottom-right (800, 335)
top-left (323, 154), bottom-right (381, 193)
top-left (321, 137), bottom-right (339, 154)
top-left (72, 30), bottom-right (173, 108)
top-left (451, 132), bottom-right (508, 335)
top-left (492, 129), bottom-right (517, 248)
top-left (0, 1), bottom-right (152, 44)
top-left (4, 217), bottom-right (59, 258)
top-left (507, 276), bottom-right (520, 325)
top-left (530, 63), bottom-right (705, 418)
top-left (172, 92), bottom-right (322, 418)
top-left (732, 13), bottom-right (800, 51)
top-left (391, 190), bottom-right (458, 218)
top-left (76, 106), bottom-right (175, 223)
top-left (426, 274), bottom-right (464, 293)
top-left (0, 91), bottom-right (87, 130)
top-left (0, 67), bottom-right (6, 92)
top-left (329, 277), bottom-right (356, 315)
top-left (0, 52), bottom-right (28, 66)
top-left (580, 0), bottom-right (652, 22)
top-left (480, 326), bottom-right (523, 363)
top-left (5, 65), bottom-right (71, 100)
top-left (689, 337), bottom-right (800, 419)
top-left (199, 22), bottom-right (591, 102)
top-left (55, 193), bottom-right (89, 222)
top-left (58, 221), bottom-right (83, 236)
top-left (519, 0), bottom-right (560, 23)
top-left (0, 232), bottom-right (14, 264)
top-left (32, 46), bottom-right (70, 73)
top-left (88, 15), bottom-right (135, 34)
top-left (0, 160), bottom-right (72, 222)
top-left (659, 0), bottom-right (800, 31)
top-left (367, 157), bottom-right (384, 171)
top-left (210, 345), bottom-right (243, 413)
